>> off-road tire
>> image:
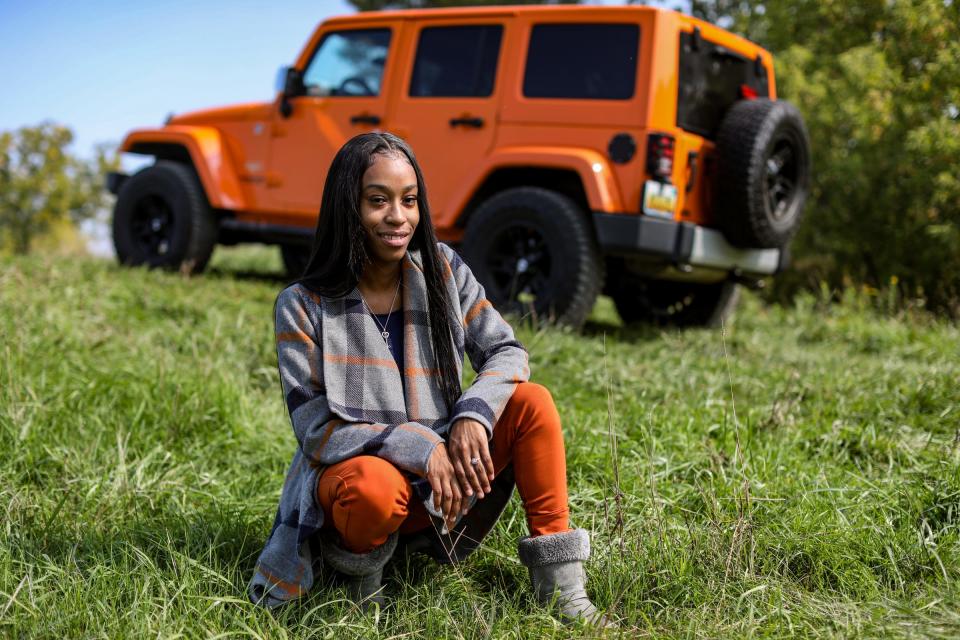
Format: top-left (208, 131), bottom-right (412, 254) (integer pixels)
top-left (461, 187), bottom-right (602, 328)
top-left (112, 160), bottom-right (217, 274)
top-left (715, 98), bottom-right (811, 248)
top-left (280, 244), bottom-right (311, 279)
top-left (612, 279), bottom-right (740, 328)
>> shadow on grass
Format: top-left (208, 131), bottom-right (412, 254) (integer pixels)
top-left (582, 318), bottom-right (665, 344)
top-left (25, 504), bottom-right (267, 589)
top-left (24, 504), bottom-right (525, 617)
top-left (464, 558), bottom-right (521, 593)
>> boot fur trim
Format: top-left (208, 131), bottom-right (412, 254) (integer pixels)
top-left (517, 528), bottom-right (590, 567)
top-left (320, 531), bottom-right (398, 576)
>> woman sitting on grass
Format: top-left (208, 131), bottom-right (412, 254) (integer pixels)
top-left (248, 132), bottom-right (612, 627)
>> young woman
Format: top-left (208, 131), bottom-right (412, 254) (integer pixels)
top-left (248, 132), bottom-right (611, 627)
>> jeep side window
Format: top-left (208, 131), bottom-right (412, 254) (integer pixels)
top-left (523, 24), bottom-right (639, 100)
top-left (676, 31), bottom-right (770, 139)
top-left (303, 29), bottom-right (391, 97)
top-left (409, 25), bottom-right (503, 97)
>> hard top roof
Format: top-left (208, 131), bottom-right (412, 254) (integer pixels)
top-left (323, 4), bottom-right (666, 24)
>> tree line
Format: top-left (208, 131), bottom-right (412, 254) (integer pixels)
top-left (0, 124), bottom-right (118, 255)
top-left (704, 0), bottom-right (959, 315)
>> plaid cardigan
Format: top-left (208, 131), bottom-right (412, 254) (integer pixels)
top-left (248, 242), bottom-right (530, 607)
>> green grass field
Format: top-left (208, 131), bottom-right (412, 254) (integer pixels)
top-left (2, 246), bottom-right (958, 638)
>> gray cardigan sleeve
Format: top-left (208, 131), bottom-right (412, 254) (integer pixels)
top-left (440, 244), bottom-right (531, 436)
top-left (275, 287), bottom-right (442, 476)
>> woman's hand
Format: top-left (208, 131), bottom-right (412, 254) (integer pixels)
top-left (448, 418), bottom-right (494, 500)
top-left (426, 443), bottom-right (463, 530)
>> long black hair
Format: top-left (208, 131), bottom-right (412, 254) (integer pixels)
top-left (298, 132), bottom-right (461, 412)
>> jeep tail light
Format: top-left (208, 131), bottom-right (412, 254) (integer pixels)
top-left (646, 133), bottom-right (675, 182)
top-left (740, 84), bottom-right (758, 99)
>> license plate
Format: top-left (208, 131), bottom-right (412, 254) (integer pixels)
top-left (642, 180), bottom-right (678, 218)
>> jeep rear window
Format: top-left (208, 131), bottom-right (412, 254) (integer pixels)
top-left (303, 29), bottom-right (391, 97)
top-left (676, 30), bottom-right (770, 139)
top-left (523, 24), bottom-right (639, 100)
top-left (410, 25), bottom-right (503, 97)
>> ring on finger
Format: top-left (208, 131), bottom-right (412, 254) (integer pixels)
top-left (470, 456), bottom-right (481, 466)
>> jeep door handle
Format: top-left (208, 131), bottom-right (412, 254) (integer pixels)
top-left (350, 114), bottom-right (382, 126)
top-left (449, 116), bottom-right (484, 129)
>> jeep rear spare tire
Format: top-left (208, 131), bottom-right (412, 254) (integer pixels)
top-left (715, 98), bottom-right (811, 248)
top-left (112, 160), bottom-right (217, 274)
top-left (461, 187), bottom-right (602, 328)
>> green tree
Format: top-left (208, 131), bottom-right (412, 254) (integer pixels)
top-left (0, 123), bottom-right (118, 255)
top-left (691, 0), bottom-right (960, 314)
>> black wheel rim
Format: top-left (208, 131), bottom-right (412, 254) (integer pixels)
top-left (484, 222), bottom-right (553, 310)
top-left (764, 135), bottom-right (799, 221)
top-left (130, 194), bottom-right (176, 262)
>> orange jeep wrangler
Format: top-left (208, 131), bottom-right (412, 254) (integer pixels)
top-left (108, 5), bottom-right (810, 328)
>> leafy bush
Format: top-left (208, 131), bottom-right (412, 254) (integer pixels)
top-left (693, 0), bottom-right (960, 315)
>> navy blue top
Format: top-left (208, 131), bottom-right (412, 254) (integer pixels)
top-left (373, 309), bottom-right (426, 498)
top-left (371, 310), bottom-right (405, 375)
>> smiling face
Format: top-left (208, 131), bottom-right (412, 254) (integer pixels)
top-left (359, 152), bottom-right (420, 270)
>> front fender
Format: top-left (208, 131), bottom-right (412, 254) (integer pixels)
top-left (450, 146), bottom-right (625, 218)
top-left (120, 125), bottom-right (244, 210)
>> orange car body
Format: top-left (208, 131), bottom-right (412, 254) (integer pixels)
top-left (118, 5), bottom-right (775, 244)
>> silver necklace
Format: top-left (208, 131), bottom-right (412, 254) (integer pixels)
top-left (358, 278), bottom-right (402, 350)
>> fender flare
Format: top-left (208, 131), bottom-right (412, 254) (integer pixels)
top-left (449, 146), bottom-right (625, 220)
top-left (120, 125), bottom-right (244, 210)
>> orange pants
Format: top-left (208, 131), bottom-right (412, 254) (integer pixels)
top-left (316, 382), bottom-right (570, 553)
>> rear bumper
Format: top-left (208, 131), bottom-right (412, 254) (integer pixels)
top-left (593, 213), bottom-right (784, 276)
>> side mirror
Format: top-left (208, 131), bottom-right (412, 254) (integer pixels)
top-left (274, 66), bottom-right (289, 95)
top-left (275, 66), bottom-right (303, 118)
top-left (280, 67), bottom-right (304, 97)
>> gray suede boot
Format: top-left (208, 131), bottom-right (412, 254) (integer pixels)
top-left (320, 531), bottom-right (398, 612)
top-left (517, 529), bottom-right (616, 628)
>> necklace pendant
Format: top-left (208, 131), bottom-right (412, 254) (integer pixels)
top-left (381, 330), bottom-right (390, 343)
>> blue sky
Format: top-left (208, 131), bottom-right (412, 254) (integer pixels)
top-left (0, 0), bottom-right (684, 163)
top-left (0, 0), bottom-right (355, 160)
